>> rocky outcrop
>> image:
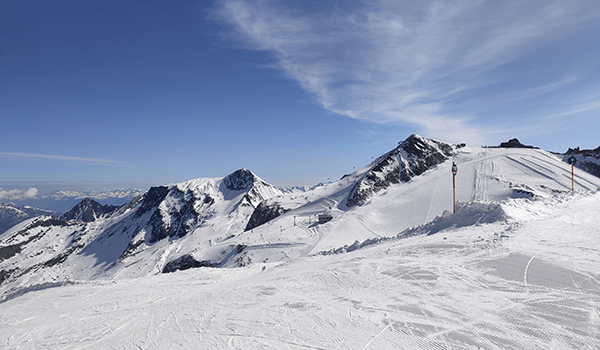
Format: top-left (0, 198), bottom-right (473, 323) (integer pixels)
top-left (135, 186), bottom-right (170, 218)
top-left (162, 254), bottom-right (216, 273)
top-left (223, 169), bottom-right (256, 191)
top-left (564, 146), bottom-right (600, 178)
top-left (499, 138), bottom-right (537, 149)
top-left (146, 187), bottom-right (200, 244)
top-left (347, 134), bottom-right (453, 207)
top-left (244, 201), bottom-right (289, 231)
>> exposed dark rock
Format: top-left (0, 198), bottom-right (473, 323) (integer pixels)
top-left (146, 187), bottom-right (200, 244)
top-left (512, 189), bottom-right (534, 198)
top-left (203, 194), bottom-right (215, 205)
top-left (59, 198), bottom-right (120, 223)
top-left (223, 169), bottom-right (256, 191)
top-left (236, 244), bottom-right (247, 253)
top-left (245, 201), bottom-right (289, 231)
top-left (135, 169), bottom-right (280, 245)
top-left (0, 268), bottom-right (17, 285)
top-left (0, 244), bottom-right (21, 262)
top-left (27, 217), bottom-right (69, 229)
top-left (135, 186), bottom-right (170, 218)
top-left (117, 239), bottom-right (146, 262)
top-left (162, 254), bottom-right (216, 273)
top-left (564, 146), bottom-right (600, 178)
top-left (347, 134), bottom-right (453, 207)
top-left (42, 243), bottom-right (84, 268)
top-left (117, 195), bottom-right (143, 215)
top-left (3, 217), bottom-right (68, 246)
top-left (499, 138), bottom-right (537, 149)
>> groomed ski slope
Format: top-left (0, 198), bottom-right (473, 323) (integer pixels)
top-left (239, 146), bottom-right (600, 258)
top-left (1, 190), bottom-right (599, 349)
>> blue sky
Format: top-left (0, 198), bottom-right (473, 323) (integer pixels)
top-left (1, 0), bottom-right (600, 196)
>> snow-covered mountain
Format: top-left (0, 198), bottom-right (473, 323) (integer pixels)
top-left (346, 134), bottom-right (454, 206)
top-left (59, 197), bottom-right (123, 223)
top-left (0, 168), bottom-right (286, 293)
top-left (1, 134), bottom-right (600, 348)
top-left (0, 203), bottom-right (57, 235)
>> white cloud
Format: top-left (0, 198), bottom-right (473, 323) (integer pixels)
top-left (215, 0), bottom-right (600, 143)
top-left (0, 187), bottom-right (39, 200)
top-left (23, 187), bottom-right (38, 198)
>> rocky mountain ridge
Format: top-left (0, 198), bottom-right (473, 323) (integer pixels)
top-left (346, 134), bottom-right (454, 206)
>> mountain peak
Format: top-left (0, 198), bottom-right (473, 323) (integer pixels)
top-left (347, 135), bottom-right (453, 207)
top-left (399, 134), bottom-right (453, 157)
top-left (223, 169), bottom-right (257, 191)
top-left (59, 198), bottom-right (120, 223)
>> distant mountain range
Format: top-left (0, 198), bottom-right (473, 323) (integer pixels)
top-left (3, 189), bottom-right (146, 213)
top-left (42, 189), bottom-right (146, 201)
top-left (1, 135), bottom-right (600, 300)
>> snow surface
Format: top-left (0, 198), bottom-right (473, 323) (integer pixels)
top-left (1, 191), bottom-right (599, 349)
top-left (1, 145), bottom-right (600, 349)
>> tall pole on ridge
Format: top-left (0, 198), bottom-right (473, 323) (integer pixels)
top-left (452, 162), bottom-right (458, 213)
top-left (567, 155), bottom-right (577, 192)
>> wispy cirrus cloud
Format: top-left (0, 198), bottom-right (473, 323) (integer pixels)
top-left (0, 152), bottom-right (123, 164)
top-left (215, 0), bottom-right (600, 144)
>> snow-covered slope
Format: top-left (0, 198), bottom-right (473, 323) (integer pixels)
top-left (0, 203), bottom-right (57, 235)
top-left (252, 143), bottom-right (600, 255)
top-left (1, 191), bottom-right (599, 349)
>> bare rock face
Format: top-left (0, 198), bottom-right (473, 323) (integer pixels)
top-left (162, 254), bottom-right (216, 273)
top-left (564, 146), bottom-right (600, 178)
top-left (346, 134), bottom-right (454, 207)
top-left (499, 138), bottom-right (537, 149)
top-left (223, 169), bottom-right (256, 191)
top-left (244, 201), bottom-right (289, 231)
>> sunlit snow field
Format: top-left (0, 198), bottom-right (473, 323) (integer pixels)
top-left (2, 190), bottom-right (599, 349)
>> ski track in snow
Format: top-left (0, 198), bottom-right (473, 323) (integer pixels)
top-left (2, 191), bottom-right (600, 349)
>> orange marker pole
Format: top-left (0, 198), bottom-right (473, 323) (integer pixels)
top-left (571, 163), bottom-right (574, 192)
top-left (453, 174), bottom-right (456, 213)
top-left (452, 162), bottom-right (458, 213)
top-left (567, 154), bottom-right (576, 192)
